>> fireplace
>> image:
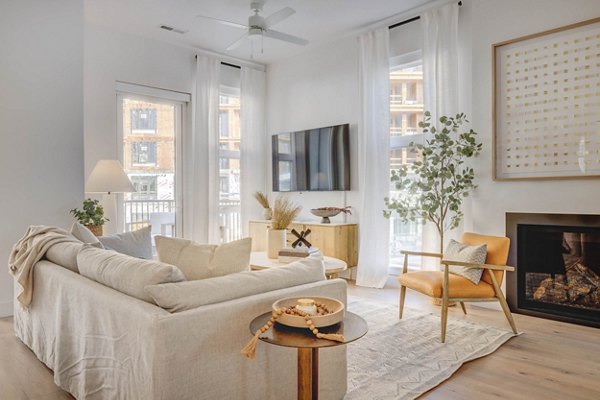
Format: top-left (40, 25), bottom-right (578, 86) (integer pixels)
top-left (506, 213), bottom-right (600, 328)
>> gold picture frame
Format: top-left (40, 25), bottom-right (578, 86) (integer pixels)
top-left (493, 17), bottom-right (600, 180)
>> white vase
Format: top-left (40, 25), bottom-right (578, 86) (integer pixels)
top-left (263, 207), bottom-right (272, 220)
top-left (267, 229), bottom-right (286, 259)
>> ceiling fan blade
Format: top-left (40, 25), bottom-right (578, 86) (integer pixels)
top-left (226, 33), bottom-right (249, 51)
top-left (196, 14), bottom-right (247, 29)
top-left (264, 30), bottom-right (308, 46)
top-left (264, 7), bottom-right (295, 29)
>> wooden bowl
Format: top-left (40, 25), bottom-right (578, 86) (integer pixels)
top-left (310, 209), bottom-right (341, 223)
top-left (272, 297), bottom-right (345, 328)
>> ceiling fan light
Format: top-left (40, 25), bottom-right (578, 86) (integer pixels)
top-left (249, 27), bottom-right (262, 40)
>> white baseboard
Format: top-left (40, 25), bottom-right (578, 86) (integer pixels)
top-left (0, 300), bottom-right (13, 318)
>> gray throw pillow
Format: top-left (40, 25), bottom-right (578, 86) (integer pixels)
top-left (442, 239), bottom-right (487, 284)
top-left (70, 222), bottom-right (104, 249)
top-left (98, 226), bottom-right (152, 259)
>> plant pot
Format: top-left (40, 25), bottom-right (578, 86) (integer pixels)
top-left (86, 225), bottom-right (103, 237)
top-left (267, 229), bottom-right (286, 259)
top-left (263, 207), bottom-right (273, 220)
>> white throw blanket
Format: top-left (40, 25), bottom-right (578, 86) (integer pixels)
top-left (8, 225), bottom-right (80, 308)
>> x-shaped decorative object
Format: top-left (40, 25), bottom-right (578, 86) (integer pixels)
top-left (291, 228), bottom-right (312, 248)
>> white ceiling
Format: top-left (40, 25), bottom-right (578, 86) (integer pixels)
top-left (85, 0), bottom-right (437, 64)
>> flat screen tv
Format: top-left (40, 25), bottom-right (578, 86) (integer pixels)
top-left (272, 123), bottom-right (350, 192)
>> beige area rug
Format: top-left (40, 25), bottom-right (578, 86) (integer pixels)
top-left (345, 300), bottom-right (519, 399)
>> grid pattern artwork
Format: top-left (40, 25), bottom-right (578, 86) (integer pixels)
top-left (494, 18), bottom-right (600, 180)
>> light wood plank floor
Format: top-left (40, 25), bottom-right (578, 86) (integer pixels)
top-left (1, 282), bottom-right (599, 399)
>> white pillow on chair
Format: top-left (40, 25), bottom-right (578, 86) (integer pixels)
top-left (442, 239), bottom-right (487, 284)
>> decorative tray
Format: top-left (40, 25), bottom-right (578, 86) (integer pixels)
top-left (272, 296), bottom-right (345, 328)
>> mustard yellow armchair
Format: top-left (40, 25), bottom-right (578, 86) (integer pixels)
top-left (398, 232), bottom-right (518, 343)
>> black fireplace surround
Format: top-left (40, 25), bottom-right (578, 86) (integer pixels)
top-left (506, 213), bottom-right (600, 328)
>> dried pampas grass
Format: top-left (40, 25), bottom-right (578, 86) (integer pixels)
top-left (253, 191), bottom-right (270, 209)
top-left (271, 196), bottom-right (301, 230)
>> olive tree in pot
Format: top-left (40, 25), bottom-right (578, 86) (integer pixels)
top-left (384, 111), bottom-right (482, 254)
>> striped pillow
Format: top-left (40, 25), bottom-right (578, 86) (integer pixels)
top-left (442, 239), bottom-right (487, 284)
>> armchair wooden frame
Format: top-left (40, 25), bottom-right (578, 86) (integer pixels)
top-left (399, 250), bottom-right (518, 343)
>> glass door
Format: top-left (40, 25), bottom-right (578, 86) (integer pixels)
top-left (117, 94), bottom-right (183, 241)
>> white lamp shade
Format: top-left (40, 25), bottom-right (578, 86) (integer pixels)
top-left (86, 160), bottom-right (135, 193)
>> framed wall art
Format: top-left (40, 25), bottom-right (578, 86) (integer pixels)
top-left (493, 17), bottom-right (600, 180)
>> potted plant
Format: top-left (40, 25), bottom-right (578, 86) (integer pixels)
top-left (70, 198), bottom-right (109, 236)
top-left (253, 191), bottom-right (272, 220)
top-left (384, 111), bottom-right (482, 254)
top-left (268, 196), bottom-right (301, 259)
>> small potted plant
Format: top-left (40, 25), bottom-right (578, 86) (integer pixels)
top-left (253, 191), bottom-right (272, 220)
top-left (70, 198), bottom-right (109, 236)
top-left (268, 196), bottom-right (301, 259)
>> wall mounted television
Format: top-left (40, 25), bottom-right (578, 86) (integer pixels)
top-left (272, 123), bottom-right (350, 192)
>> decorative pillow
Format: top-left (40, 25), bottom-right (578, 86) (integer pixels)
top-left (77, 245), bottom-right (185, 303)
top-left (145, 256), bottom-right (326, 312)
top-left (443, 239), bottom-right (487, 284)
top-left (98, 226), bottom-right (152, 259)
top-left (70, 222), bottom-right (104, 248)
top-left (155, 236), bottom-right (252, 280)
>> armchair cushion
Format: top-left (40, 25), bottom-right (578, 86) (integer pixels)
top-left (443, 239), bottom-right (487, 284)
top-left (398, 271), bottom-right (495, 298)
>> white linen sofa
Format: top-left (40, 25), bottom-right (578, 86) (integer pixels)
top-left (13, 242), bottom-right (347, 400)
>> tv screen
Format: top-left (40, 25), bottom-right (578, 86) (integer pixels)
top-left (272, 123), bottom-right (350, 192)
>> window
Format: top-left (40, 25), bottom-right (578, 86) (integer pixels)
top-left (131, 142), bottom-right (157, 166)
top-left (218, 87), bottom-right (242, 243)
top-left (389, 57), bottom-right (424, 269)
top-left (131, 108), bottom-right (157, 133)
top-left (118, 96), bottom-right (182, 237)
top-left (130, 175), bottom-right (157, 200)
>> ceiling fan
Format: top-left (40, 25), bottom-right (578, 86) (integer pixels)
top-left (197, 0), bottom-right (308, 54)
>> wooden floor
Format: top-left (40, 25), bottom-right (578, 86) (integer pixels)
top-left (1, 282), bottom-right (599, 399)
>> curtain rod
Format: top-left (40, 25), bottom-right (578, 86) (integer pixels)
top-left (389, 0), bottom-right (462, 29)
top-left (194, 55), bottom-right (242, 69)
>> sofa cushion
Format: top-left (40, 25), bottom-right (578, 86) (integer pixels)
top-left (45, 241), bottom-right (83, 273)
top-left (155, 236), bottom-right (251, 280)
top-left (98, 226), bottom-right (152, 259)
top-left (145, 256), bottom-right (326, 312)
top-left (70, 222), bottom-right (104, 248)
top-left (442, 239), bottom-right (487, 284)
top-left (78, 245), bottom-right (185, 303)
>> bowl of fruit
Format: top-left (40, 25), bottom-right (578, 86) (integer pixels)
top-left (310, 206), bottom-right (352, 224)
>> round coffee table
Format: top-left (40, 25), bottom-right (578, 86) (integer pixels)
top-left (250, 311), bottom-right (367, 400)
top-left (250, 251), bottom-right (347, 279)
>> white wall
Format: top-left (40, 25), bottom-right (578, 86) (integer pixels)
top-left (467, 0), bottom-right (600, 236)
top-left (266, 36), bottom-right (360, 223)
top-left (0, 0), bottom-right (84, 317)
top-left (84, 22), bottom-right (196, 176)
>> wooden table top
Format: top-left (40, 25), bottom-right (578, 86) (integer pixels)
top-left (250, 311), bottom-right (368, 349)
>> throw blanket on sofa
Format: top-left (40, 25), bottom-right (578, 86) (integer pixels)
top-left (9, 225), bottom-right (79, 308)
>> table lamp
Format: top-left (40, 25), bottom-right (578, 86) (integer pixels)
top-left (86, 160), bottom-right (135, 235)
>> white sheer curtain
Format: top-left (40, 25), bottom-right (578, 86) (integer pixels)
top-left (185, 55), bottom-right (221, 243)
top-left (421, 3), bottom-right (459, 262)
top-left (240, 66), bottom-right (267, 237)
top-left (356, 27), bottom-right (391, 288)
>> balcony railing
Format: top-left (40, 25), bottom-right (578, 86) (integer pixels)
top-left (124, 198), bottom-right (242, 243)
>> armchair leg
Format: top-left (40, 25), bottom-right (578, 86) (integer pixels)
top-left (489, 273), bottom-right (518, 334)
top-left (459, 302), bottom-right (467, 315)
top-left (399, 286), bottom-right (406, 319)
top-left (441, 297), bottom-right (449, 343)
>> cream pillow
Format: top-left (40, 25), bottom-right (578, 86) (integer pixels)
top-left (155, 236), bottom-right (251, 280)
top-left (70, 222), bottom-right (104, 248)
top-left (442, 239), bottom-right (487, 284)
top-left (78, 245), bottom-right (185, 303)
